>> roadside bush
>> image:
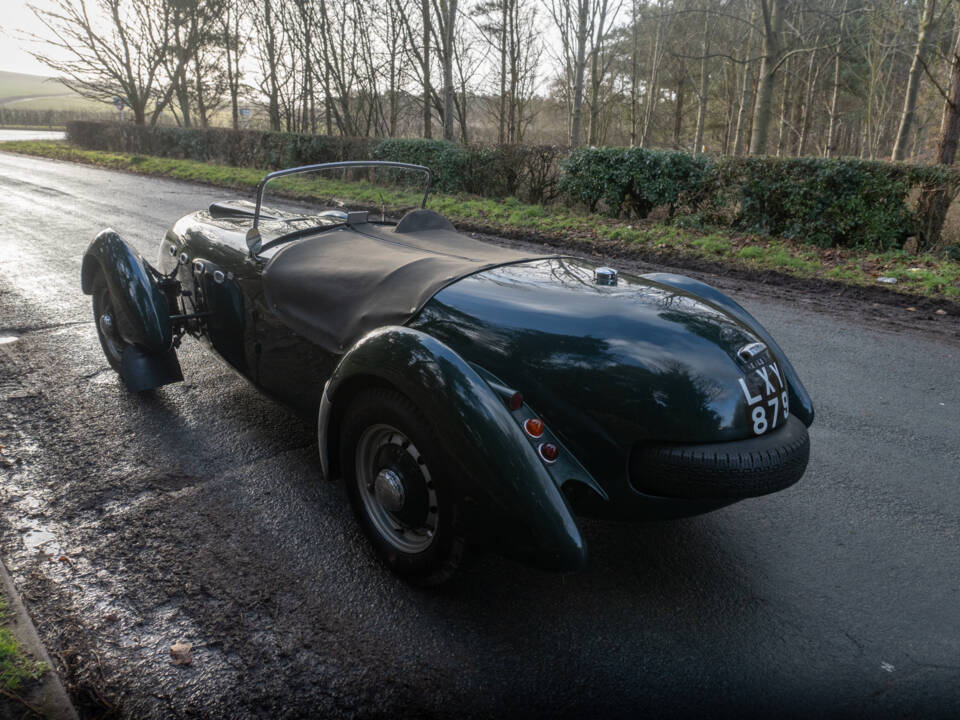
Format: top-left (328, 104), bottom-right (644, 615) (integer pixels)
top-left (560, 147), bottom-right (710, 218)
top-left (464, 143), bottom-right (566, 203)
top-left (372, 138), bottom-right (472, 193)
top-left (66, 121), bottom-right (375, 169)
top-left (706, 156), bottom-right (960, 250)
top-left (372, 138), bottom-right (566, 200)
top-left (65, 121), bottom-right (960, 252)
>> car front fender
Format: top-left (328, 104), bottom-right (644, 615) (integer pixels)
top-left (319, 326), bottom-right (587, 572)
top-left (642, 272), bottom-right (815, 427)
top-left (81, 229), bottom-right (172, 353)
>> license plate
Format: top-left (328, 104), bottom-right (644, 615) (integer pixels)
top-left (738, 361), bottom-right (789, 436)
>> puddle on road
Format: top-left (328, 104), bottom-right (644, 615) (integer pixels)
top-left (23, 528), bottom-right (60, 554)
top-left (16, 495), bottom-right (42, 511)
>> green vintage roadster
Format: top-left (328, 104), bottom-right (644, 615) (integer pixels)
top-left (81, 161), bottom-right (813, 584)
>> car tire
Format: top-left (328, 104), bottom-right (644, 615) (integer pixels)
top-left (340, 388), bottom-right (467, 586)
top-left (631, 415), bottom-right (810, 500)
top-left (91, 273), bottom-right (130, 377)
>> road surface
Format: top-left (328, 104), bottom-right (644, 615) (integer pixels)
top-left (0, 128), bottom-right (64, 141)
top-left (0, 150), bottom-right (958, 718)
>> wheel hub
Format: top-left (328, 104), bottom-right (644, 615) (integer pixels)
top-left (98, 313), bottom-right (114, 338)
top-left (356, 424), bottom-right (439, 555)
top-left (374, 468), bottom-right (405, 512)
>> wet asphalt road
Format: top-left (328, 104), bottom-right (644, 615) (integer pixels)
top-left (0, 150), bottom-right (958, 718)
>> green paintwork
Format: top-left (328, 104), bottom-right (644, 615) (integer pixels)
top-left (81, 229), bottom-right (171, 353)
top-left (322, 326), bottom-right (588, 571)
top-left (409, 257), bottom-right (812, 521)
top-left (641, 272), bottom-right (814, 426)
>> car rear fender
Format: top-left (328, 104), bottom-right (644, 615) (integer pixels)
top-left (642, 272), bottom-right (815, 427)
top-left (318, 326), bottom-right (588, 572)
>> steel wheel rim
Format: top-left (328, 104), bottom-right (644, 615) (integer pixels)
top-left (355, 423), bottom-right (438, 554)
top-left (95, 291), bottom-right (125, 364)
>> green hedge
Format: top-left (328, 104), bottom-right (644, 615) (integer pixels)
top-left (66, 121), bottom-right (375, 169)
top-left (66, 122), bottom-right (566, 203)
top-left (65, 122), bottom-right (960, 251)
top-left (708, 156), bottom-right (958, 250)
top-left (562, 147), bottom-right (960, 250)
top-left (560, 147), bottom-right (710, 217)
top-left (373, 138), bottom-right (565, 201)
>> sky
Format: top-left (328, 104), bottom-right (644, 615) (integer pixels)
top-left (0, 0), bottom-right (74, 76)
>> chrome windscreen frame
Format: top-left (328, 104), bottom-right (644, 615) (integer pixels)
top-left (251, 160), bottom-right (433, 232)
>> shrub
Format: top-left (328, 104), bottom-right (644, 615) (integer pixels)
top-left (706, 156), bottom-right (960, 251)
top-left (65, 121), bottom-right (960, 252)
top-left (559, 147), bottom-right (710, 218)
top-left (372, 138), bottom-right (472, 193)
top-left (66, 121), bottom-right (375, 169)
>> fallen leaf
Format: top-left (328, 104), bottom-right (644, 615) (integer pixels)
top-left (104, 613), bottom-right (119, 623)
top-left (170, 641), bottom-right (193, 665)
top-left (935, 309), bottom-right (947, 315)
top-left (906, 307), bottom-right (917, 312)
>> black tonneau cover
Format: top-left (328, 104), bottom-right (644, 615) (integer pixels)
top-left (262, 210), bottom-right (553, 352)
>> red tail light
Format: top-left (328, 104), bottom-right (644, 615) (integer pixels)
top-left (508, 392), bottom-right (524, 411)
top-left (538, 443), bottom-right (559, 463)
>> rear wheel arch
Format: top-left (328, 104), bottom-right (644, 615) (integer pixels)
top-left (321, 373), bottom-right (397, 481)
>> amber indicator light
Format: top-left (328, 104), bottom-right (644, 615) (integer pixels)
top-left (524, 418), bottom-right (544, 438)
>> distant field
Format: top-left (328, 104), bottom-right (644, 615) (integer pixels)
top-left (4, 95), bottom-right (113, 112)
top-left (0, 69), bottom-right (72, 99)
top-left (0, 69), bottom-right (113, 112)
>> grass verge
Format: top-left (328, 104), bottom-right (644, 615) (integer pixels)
top-left (0, 596), bottom-right (46, 693)
top-left (4, 139), bottom-right (959, 302)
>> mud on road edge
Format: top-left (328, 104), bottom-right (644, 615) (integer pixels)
top-left (0, 558), bottom-right (79, 720)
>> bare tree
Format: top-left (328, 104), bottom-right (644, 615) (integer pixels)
top-left (252, 0), bottom-right (283, 130)
top-left (586, 0), bottom-right (622, 146)
top-left (892, 0), bottom-right (938, 161)
top-left (29, 0), bottom-right (197, 125)
top-left (546, 0), bottom-right (595, 147)
top-left (220, 0), bottom-right (247, 130)
top-left (749, 0), bottom-right (785, 154)
top-left (917, 14), bottom-right (960, 250)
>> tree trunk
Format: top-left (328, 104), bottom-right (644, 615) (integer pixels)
top-left (640, 2), bottom-right (668, 149)
top-left (441, 0), bottom-right (457, 141)
top-left (693, 2), bottom-right (710, 152)
top-left (673, 65), bottom-right (685, 148)
top-left (629, 0), bottom-right (640, 146)
top-left (733, 7), bottom-right (757, 156)
top-left (776, 54), bottom-right (791, 156)
top-left (892, 0), bottom-right (937, 161)
top-left (498, 0), bottom-right (507, 144)
top-left (570, 0), bottom-right (590, 148)
top-left (825, 0), bottom-right (848, 157)
top-left (588, 0), bottom-right (610, 146)
top-left (422, 0), bottom-right (432, 138)
top-left (797, 45), bottom-right (821, 157)
top-left (917, 20), bottom-right (960, 251)
top-left (749, 0), bottom-right (783, 155)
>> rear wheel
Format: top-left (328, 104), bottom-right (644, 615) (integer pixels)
top-left (91, 274), bottom-right (130, 376)
top-left (340, 388), bottom-right (466, 585)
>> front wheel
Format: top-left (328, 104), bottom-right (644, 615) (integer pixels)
top-left (340, 388), bottom-right (467, 585)
top-left (91, 273), bottom-right (130, 376)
